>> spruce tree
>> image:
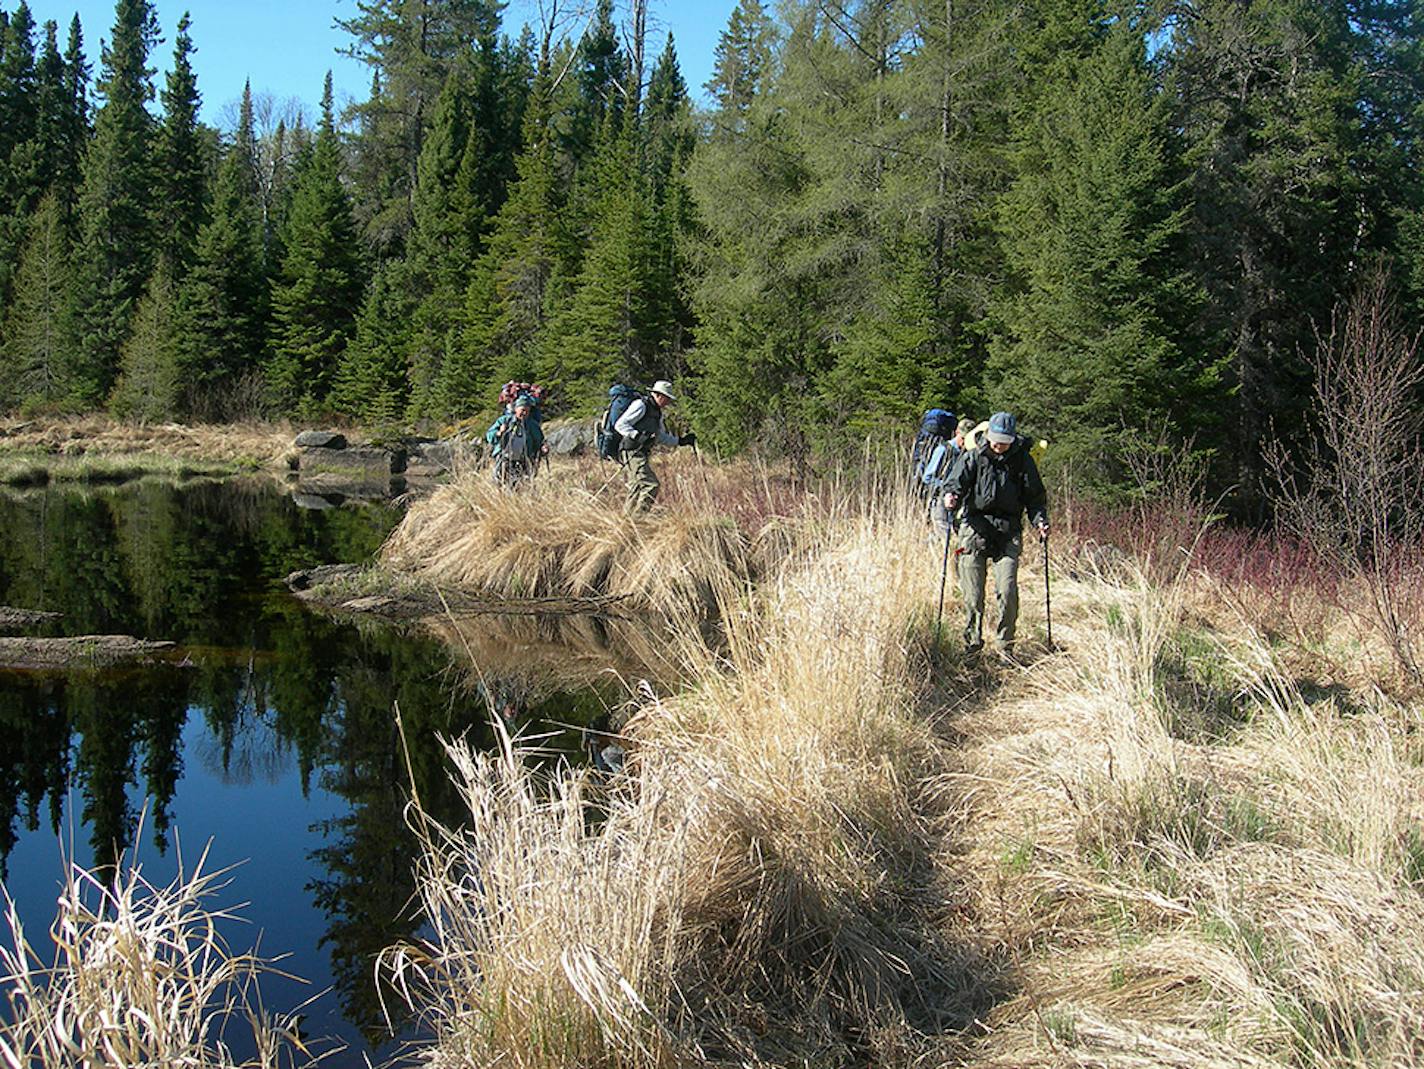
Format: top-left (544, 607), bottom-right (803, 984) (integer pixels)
top-left (154, 12), bottom-right (205, 270)
top-left (987, 20), bottom-right (1205, 480)
top-left (0, 1), bottom-right (38, 300)
top-left (267, 73), bottom-right (365, 414)
top-left (706, 0), bottom-right (775, 125)
top-left (331, 261), bottom-right (412, 423)
top-left (71, 0), bottom-right (161, 405)
top-left (0, 193), bottom-right (78, 410)
top-left (110, 259), bottom-right (184, 421)
top-left (182, 82), bottom-right (266, 413)
top-left (57, 15), bottom-right (90, 218)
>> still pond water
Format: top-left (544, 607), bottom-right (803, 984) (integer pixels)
top-left (0, 477), bottom-right (620, 1063)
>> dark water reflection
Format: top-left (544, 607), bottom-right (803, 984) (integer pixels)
top-left (0, 479), bottom-right (616, 1062)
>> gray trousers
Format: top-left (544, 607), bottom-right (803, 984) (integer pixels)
top-left (958, 527), bottom-right (1023, 649)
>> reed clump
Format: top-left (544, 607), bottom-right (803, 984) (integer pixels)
top-left (0, 843), bottom-right (308, 1067)
top-left (381, 469), bottom-right (758, 619)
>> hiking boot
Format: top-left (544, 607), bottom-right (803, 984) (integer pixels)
top-left (963, 640), bottom-right (984, 661)
top-left (996, 646), bottom-right (1020, 667)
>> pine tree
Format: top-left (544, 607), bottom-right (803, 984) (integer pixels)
top-left (110, 260), bottom-right (184, 421)
top-left (182, 82), bottom-right (266, 413)
top-left (433, 61), bottom-right (563, 418)
top-left (57, 15), bottom-right (90, 218)
top-left (987, 19), bottom-right (1206, 480)
top-left (539, 122), bottom-right (657, 405)
top-left (70, 0), bottom-right (161, 405)
top-left (154, 12), bottom-right (205, 270)
top-left (332, 261), bottom-right (412, 423)
top-left (267, 73), bottom-right (366, 414)
top-left (0, 1), bottom-right (38, 192)
top-left (706, 0), bottom-right (775, 125)
top-left (0, 193), bottom-right (78, 411)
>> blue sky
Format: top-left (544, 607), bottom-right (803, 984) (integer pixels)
top-left (18, 0), bottom-right (737, 129)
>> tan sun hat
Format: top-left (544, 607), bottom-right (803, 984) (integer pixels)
top-left (650, 380), bottom-right (676, 401)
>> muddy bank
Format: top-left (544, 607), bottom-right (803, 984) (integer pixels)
top-left (0, 634), bottom-right (176, 669)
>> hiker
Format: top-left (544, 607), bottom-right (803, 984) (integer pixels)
top-left (943, 411), bottom-right (1049, 658)
top-left (911, 408), bottom-right (957, 498)
top-left (924, 415), bottom-right (976, 537)
top-left (485, 393), bottom-right (546, 487)
top-left (613, 379), bottom-right (696, 513)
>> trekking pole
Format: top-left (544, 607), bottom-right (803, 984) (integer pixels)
top-left (1041, 528), bottom-right (1053, 649)
top-left (935, 517), bottom-right (953, 641)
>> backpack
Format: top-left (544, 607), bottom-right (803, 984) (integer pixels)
top-left (499, 381), bottom-right (546, 431)
top-left (911, 408), bottom-right (956, 488)
top-left (596, 384), bottom-right (644, 461)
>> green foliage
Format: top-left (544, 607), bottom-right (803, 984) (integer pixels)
top-left (181, 82), bottom-right (267, 413)
top-left (70, 0), bottom-right (161, 405)
top-left (267, 74), bottom-right (366, 415)
top-left (0, 192), bottom-right (78, 409)
top-left (987, 19), bottom-right (1211, 484)
top-left (153, 13), bottom-right (205, 270)
top-left (109, 259), bottom-right (184, 421)
top-left (332, 260), bottom-right (413, 423)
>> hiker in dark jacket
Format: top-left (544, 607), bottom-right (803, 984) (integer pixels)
top-left (943, 411), bottom-right (1049, 657)
top-left (613, 379), bottom-right (695, 513)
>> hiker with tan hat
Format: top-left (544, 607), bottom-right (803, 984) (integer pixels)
top-left (612, 379), bottom-right (696, 513)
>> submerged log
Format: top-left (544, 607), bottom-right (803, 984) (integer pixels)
top-left (0, 606), bottom-right (62, 630)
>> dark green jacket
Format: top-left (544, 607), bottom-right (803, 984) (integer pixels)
top-left (946, 436), bottom-right (1048, 538)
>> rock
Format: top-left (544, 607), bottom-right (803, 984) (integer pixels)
top-left (285, 564), bottom-right (363, 592)
top-left (291, 491), bottom-right (342, 510)
top-left (299, 445), bottom-right (403, 482)
top-left (404, 439), bottom-right (482, 477)
top-left (544, 420), bottom-right (597, 457)
top-left (295, 430), bottom-right (348, 449)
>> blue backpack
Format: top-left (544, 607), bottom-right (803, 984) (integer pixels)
top-left (596, 384), bottom-right (644, 460)
top-left (912, 408), bottom-right (956, 487)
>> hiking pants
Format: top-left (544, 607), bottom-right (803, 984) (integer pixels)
top-left (624, 450), bottom-right (660, 514)
top-left (958, 527), bottom-right (1022, 650)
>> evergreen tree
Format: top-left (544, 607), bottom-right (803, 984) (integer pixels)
top-left (706, 0), bottom-right (775, 123)
top-left (70, 0), bottom-right (161, 405)
top-left (154, 12), bottom-right (205, 270)
top-left (0, 1), bottom-right (37, 191)
top-left (30, 22), bottom-right (68, 201)
top-left (338, 0), bottom-right (505, 256)
top-left (434, 62), bottom-right (564, 418)
top-left (57, 15), bottom-right (90, 217)
top-left (182, 82), bottom-right (266, 413)
top-left (1168, 0), bottom-right (1419, 500)
top-left (642, 35), bottom-right (697, 371)
top-left (267, 73), bottom-right (366, 413)
top-left (0, 193), bottom-right (78, 410)
top-left (332, 261), bottom-right (412, 423)
top-left (110, 259), bottom-right (184, 421)
top-left (0, 1), bottom-right (38, 300)
top-left (539, 122), bottom-right (657, 404)
top-left (988, 19), bottom-right (1206, 480)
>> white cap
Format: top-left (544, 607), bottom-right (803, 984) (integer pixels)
top-left (650, 380), bottom-right (676, 401)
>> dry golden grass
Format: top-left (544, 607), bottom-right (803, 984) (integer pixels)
top-left (381, 465), bottom-right (761, 619)
top-left (390, 480), bottom-right (1424, 1069)
top-left (0, 415), bottom-right (297, 467)
top-left (0, 837), bottom-right (310, 1067)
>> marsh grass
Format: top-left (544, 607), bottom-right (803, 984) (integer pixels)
top-left (0, 448), bottom-right (242, 486)
top-left (381, 463), bottom-right (769, 620)
top-left (0, 838), bottom-right (311, 1067)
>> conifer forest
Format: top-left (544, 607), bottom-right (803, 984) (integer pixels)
top-left (1, 0), bottom-right (1422, 503)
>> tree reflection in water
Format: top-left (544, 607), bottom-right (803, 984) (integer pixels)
top-left (0, 480), bottom-right (617, 1058)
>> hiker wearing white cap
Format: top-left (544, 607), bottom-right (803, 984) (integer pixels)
top-left (942, 411), bottom-right (1049, 659)
top-left (612, 379), bottom-right (697, 513)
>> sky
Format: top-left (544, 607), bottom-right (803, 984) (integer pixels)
top-left (18, 0), bottom-right (738, 129)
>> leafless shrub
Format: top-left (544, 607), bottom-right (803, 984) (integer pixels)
top-left (1266, 269), bottom-right (1424, 686)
